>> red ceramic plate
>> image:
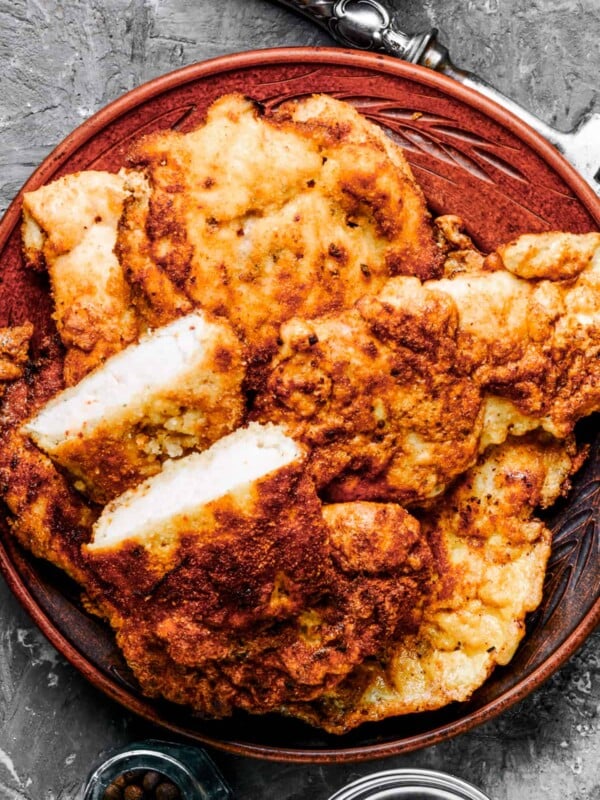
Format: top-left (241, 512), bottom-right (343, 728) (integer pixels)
top-left (0, 48), bottom-right (599, 763)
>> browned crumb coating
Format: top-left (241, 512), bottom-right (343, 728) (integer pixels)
top-left (254, 232), bottom-right (600, 506)
top-left (118, 93), bottom-right (443, 382)
top-left (89, 467), bottom-right (434, 716)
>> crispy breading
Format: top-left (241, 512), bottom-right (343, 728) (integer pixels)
top-left (0, 407), bottom-right (433, 718)
top-left (497, 230), bottom-right (599, 280)
top-left (254, 277), bottom-right (484, 505)
top-left (289, 434), bottom-right (581, 732)
top-left (101, 472), bottom-right (433, 716)
top-left (437, 232), bottom-right (600, 439)
top-left (78, 426), bottom-right (433, 716)
top-left (435, 215), bottom-right (486, 277)
top-left (117, 93), bottom-right (443, 377)
top-left (22, 171), bottom-right (141, 385)
top-left (255, 234), bottom-right (600, 504)
top-left (0, 350), bottom-right (95, 585)
top-left (0, 429), bottom-right (95, 584)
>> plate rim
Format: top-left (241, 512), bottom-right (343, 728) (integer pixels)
top-left (0, 45), bottom-right (599, 763)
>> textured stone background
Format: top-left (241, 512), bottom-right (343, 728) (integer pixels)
top-left (0, 1), bottom-right (598, 799)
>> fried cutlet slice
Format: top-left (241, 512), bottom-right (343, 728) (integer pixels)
top-left (83, 423), bottom-right (433, 716)
top-left (117, 93), bottom-right (443, 375)
top-left (22, 310), bottom-right (245, 503)
top-left (289, 433), bottom-right (581, 732)
top-left (255, 232), bottom-right (600, 505)
top-left (22, 170), bottom-right (141, 385)
top-left (0, 328), bottom-right (93, 582)
top-left (85, 422), bottom-right (302, 584)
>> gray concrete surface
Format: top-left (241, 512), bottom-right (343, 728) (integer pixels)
top-left (0, 1), bottom-right (598, 799)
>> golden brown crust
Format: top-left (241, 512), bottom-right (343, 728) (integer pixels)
top-left (254, 279), bottom-right (484, 505)
top-left (34, 315), bottom-right (246, 504)
top-left (254, 241), bottom-right (600, 506)
top-left (0, 428), bottom-right (95, 585)
top-left (0, 352), bottom-right (96, 585)
top-left (118, 94), bottom-right (443, 379)
top-left (497, 231), bottom-right (600, 280)
top-left (21, 171), bottom-right (141, 385)
top-left (288, 434), bottom-right (579, 732)
top-left (87, 468), bottom-right (433, 716)
top-left (0, 353), bottom-right (435, 718)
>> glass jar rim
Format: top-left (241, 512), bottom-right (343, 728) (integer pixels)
top-left (82, 741), bottom-right (225, 800)
top-left (327, 768), bottom-right (491, 800)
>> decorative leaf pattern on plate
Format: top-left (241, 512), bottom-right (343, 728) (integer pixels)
top-left (332, 96), bottom-right (528, 180)
top-left (259, 89), bottom-right (580, 239)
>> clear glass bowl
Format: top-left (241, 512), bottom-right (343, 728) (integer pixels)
top-left (327, 769), bottom-right (491, 800)
top-left (82, 739), bottom-right (232, 800)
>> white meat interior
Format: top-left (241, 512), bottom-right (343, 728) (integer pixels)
top-left (23, 311), bottom-right (224, 450)
top-left (89, 423), bottom-right (301, 550)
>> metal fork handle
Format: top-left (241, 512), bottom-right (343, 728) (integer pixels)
top-left (274, 0), bottom-right (600, 195)
top-left (274, 0), bottom-right (433, 59)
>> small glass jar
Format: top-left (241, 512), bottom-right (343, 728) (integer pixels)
top-left (82, 739), bottom-right (232, 800)
top-left (327, 769), bottom-right (491, 800)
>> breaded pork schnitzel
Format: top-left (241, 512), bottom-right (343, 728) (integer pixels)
top-left (288, 433), bottom-right (582, 732)
top-left (23, 310), bottom-right (245, 503)
top-left (255, 232), bottom-right (600, 504)
top-left (0, 418), bottom-right (434, 717)
top-left (85, 424), bottom-right (433, 716)
top-left (117, 93), bottom-right (444, 377)
top-left (4, 245), bottom-right (598, 728)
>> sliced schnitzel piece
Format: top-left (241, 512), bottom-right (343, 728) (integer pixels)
top-left (0, 328), bottom-right (92, 582)
top-left (118, 93), bottom-right (443, 377)
top-left (82, 423), bottom-right (433, 716)
top-left (86, 422), bottom-right (301, 583)
top-left (255, 232), bottom-right (600, 505)
top-left (0, 429), bottom-right (95, 585)
top-left (22, 170), bottom-right (141, 385)
top-left (289, 433), bottom-right (582, 732)
top-left (23, 311), bottom-right (245, 503)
